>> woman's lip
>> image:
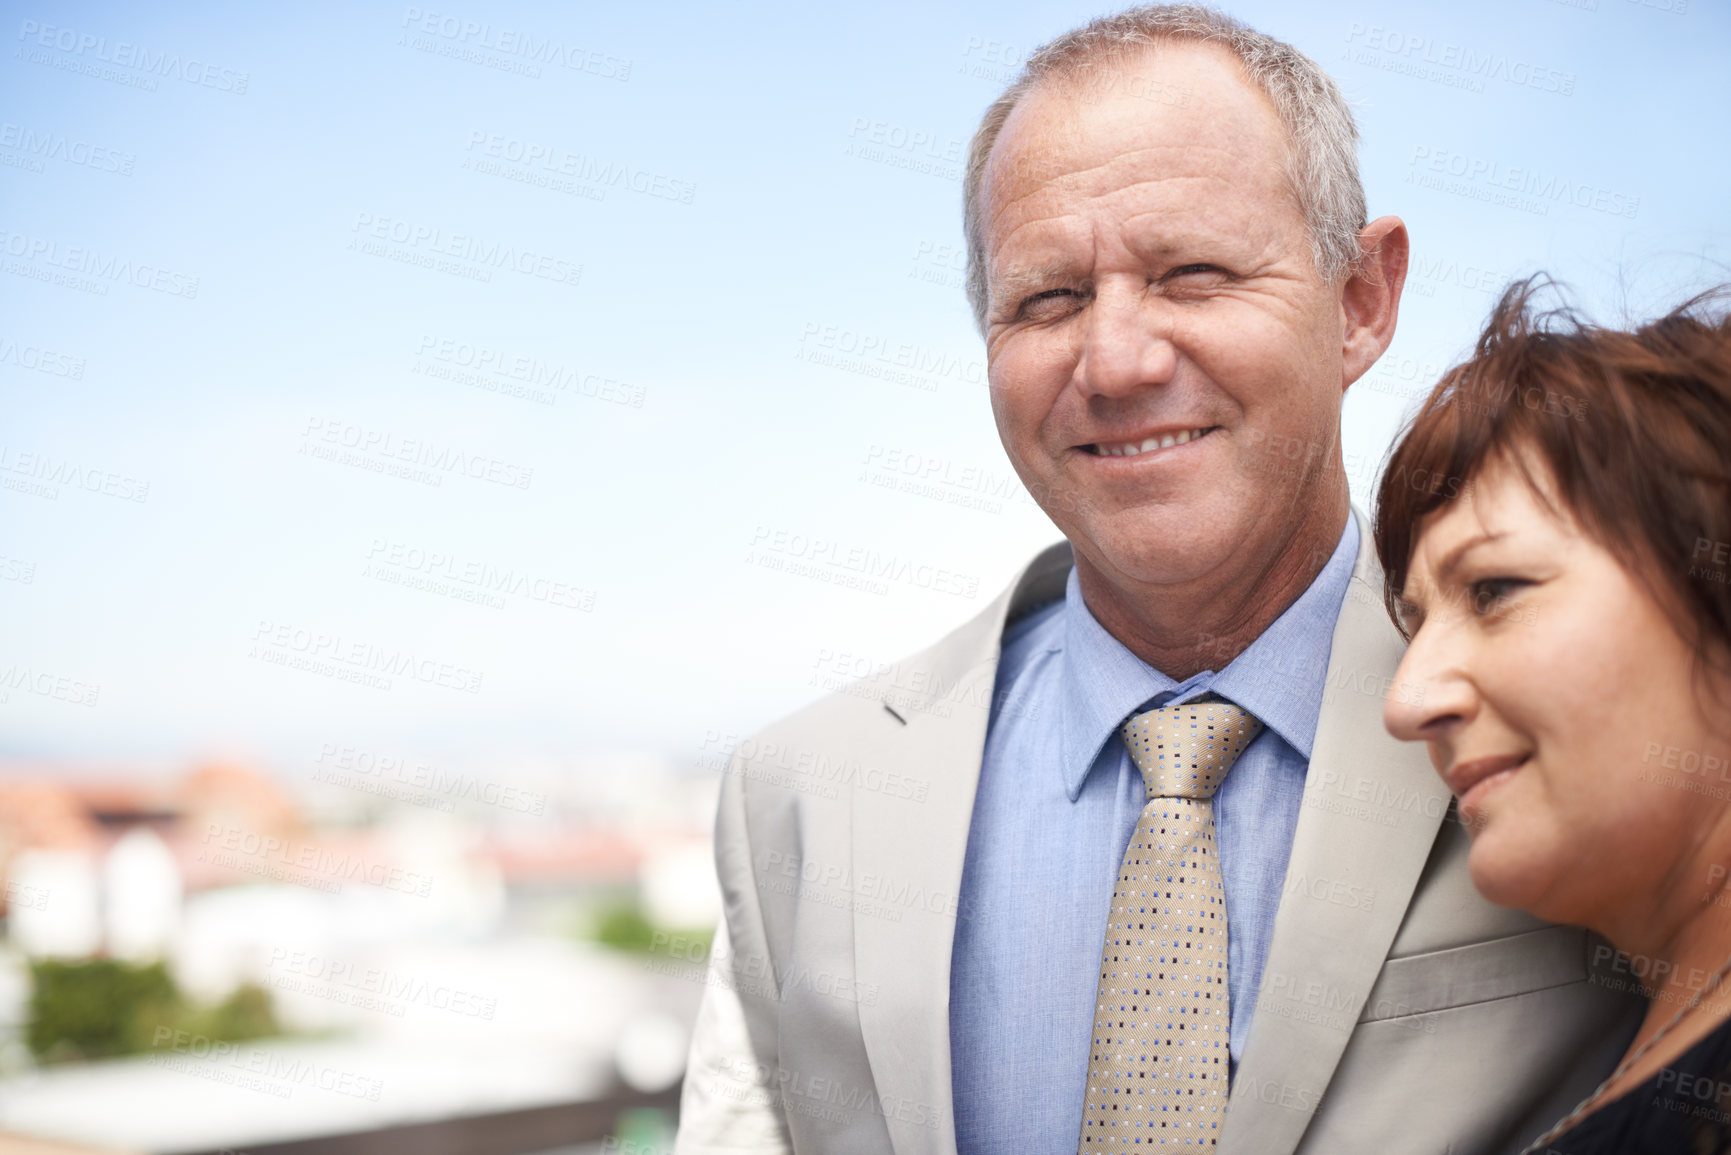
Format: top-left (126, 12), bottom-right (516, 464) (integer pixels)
top-left (1444, 752), bottom-right (1528, 796)
top-left (1454, 756), bottom-right (1529, 828)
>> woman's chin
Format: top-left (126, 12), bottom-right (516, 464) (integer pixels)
top-left (1467, 838), bottom-right (1551, 915)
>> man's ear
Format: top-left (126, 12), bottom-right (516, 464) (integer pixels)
top-left (1341, 216), bottom-right (1410, 389)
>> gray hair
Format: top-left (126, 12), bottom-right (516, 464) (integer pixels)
top-left (962, 4), bottom-right (1366, 334)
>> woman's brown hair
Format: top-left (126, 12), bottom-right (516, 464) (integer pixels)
top-left (1373, 276), bottom-right (1731, 674)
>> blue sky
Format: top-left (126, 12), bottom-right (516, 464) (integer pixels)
top-left (2, 0), bottom-right (1726, 776)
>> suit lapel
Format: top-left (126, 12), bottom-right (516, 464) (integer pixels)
top-left (1219, 512), bottom-right (1450, 1155)
top-left (852, 543), bottom-right (1072, 1155)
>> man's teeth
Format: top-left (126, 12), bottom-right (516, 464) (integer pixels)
top-left (1095, 428), bottom-right (1209, 456)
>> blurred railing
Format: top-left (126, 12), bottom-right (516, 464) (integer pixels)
top-left (170, 1087), bottom-right (679, 1155)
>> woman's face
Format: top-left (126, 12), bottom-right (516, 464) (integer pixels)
top-left (1384, 449), bottom-right (1731, 935)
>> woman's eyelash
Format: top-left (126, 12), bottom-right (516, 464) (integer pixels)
top-left (1467, 577), bottom-right (1530, 612)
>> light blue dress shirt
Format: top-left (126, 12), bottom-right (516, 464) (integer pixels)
top-left (949, 516), bottom-right (1359, 1154)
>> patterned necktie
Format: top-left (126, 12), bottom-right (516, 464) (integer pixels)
top-left (1078, 697), bottom-right (1264, 1153)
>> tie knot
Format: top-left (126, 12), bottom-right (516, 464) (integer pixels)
top-left (1121, 699), bottom-right (1264, 800)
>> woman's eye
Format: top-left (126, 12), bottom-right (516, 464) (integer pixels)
top-left (1467, 578), bottom-right (1530, 616)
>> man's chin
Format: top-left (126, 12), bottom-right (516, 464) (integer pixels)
top-left (1070, 519), bottom-right (1243, 588)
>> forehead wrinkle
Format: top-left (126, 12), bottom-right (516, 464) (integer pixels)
top-left (984, 206), bottom-right (1093, 295)
top-left (981, 69), bottom-right (1307, 306)
top-left (986, 150), bottom-right (1295, 264)
top-left (994, 141), bottom-right (1270, 211)
top-left (987, 184), bottom-right (1290, 303)
top-left (980, 136), bottom-right (1204, 241)
top-left (987, 223), bottom-right (1095, 310)
top-left (1087, 161), bottom-right (1303, 246)
top-left (985, 175), bottom-right (1207, 273)
top-left (1027, 93), bottom-right (1296, 188)
top-left (981, 151), bottom-right (1117, 247)
top-left (990, 42), bottom-right (1300, 205)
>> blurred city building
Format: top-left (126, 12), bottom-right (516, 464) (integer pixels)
top-left (0, 759), bottom-right (719, 1154)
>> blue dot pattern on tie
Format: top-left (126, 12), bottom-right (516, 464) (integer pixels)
top-left (1077, 699), bottom-right (1264, 1153)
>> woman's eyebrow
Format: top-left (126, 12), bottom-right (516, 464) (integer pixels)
top-left (1432, 531), bottom-right (1507, 587)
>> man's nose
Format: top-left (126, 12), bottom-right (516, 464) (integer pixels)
top-left (1075, 285), bottom-right (1178, 398)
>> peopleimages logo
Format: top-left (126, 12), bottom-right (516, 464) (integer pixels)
top-left (0, 663), bottom-right (100, 707)
top-left (364, 538), bottom-right (595, 612)
top-left (1406, 146), bottom-right (1639, 220)
top-left (0, 444), bottom-right (149, 502)
top-left (746, 525), bottom-right (981, 599)
top-left (0, 228), bottom-right (199, 297)
top-left (0, 123), bottom-right (134, 175)
top-left (349, 212), bottom-right (581, 287)
top-left (463, 132), bottom-right (695, 205)
top-left (16, 19), bottom-right (250, 93)
top-left (399, 7), bottom-right (631, 80)
top-left (249, 619), bottom-right (485, 696)
top-left (413, 335), bottom-right (646, 408)
top-left (0, 334), bottom-right (86, 378)
top-left (200, 821), bottom-right (435, 898)
top-left (1344, 23), bottom-right (1576, 95)
top-left (300, 418), bottom-right (534, 490)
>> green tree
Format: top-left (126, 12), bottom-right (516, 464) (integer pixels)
top-left (25, 959), bottom-right (281, 1064)
top-left (27, 959), bottom-right (176, 1062)
top-left (593, 901), bottom-right (659, 953)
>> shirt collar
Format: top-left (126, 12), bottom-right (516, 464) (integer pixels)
top-left (1056, 514), bottom-right (1360, 802)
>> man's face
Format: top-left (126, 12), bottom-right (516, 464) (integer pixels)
top-left (981, 44), bottom-right (1354, 587)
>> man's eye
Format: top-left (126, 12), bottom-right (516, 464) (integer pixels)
top-left (1166, 264), bottom-right (1222, 280)
top-left (1019, 288), bottom-right (1082, 318)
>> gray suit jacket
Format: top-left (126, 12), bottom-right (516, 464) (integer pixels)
top-left (676, 510), bottom-right (1639, 1154)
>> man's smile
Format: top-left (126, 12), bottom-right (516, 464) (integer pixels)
top-left (1084, 425), bottom-right (1219, 456)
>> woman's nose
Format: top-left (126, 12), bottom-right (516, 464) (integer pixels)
top-left (1383, 624), bottom-right (1476, 747)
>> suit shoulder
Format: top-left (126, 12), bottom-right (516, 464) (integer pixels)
top-left (735, 540), bottom-right (1070, 761)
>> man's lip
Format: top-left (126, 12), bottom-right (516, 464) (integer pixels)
top-left (1446, 753), bottom-right (1529, 823)
top-left (1082, 425), bottom-right (1219, 457)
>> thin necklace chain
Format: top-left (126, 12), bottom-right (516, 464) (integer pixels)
top-left (1519, 948), bottom-right (1731, 1154)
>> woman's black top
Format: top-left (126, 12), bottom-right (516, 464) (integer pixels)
top-left (1540, 1013), bottom-right (1731, 1154)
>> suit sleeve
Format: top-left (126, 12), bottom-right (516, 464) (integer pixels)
top-left (674, 754), bottom-right (794, 1154)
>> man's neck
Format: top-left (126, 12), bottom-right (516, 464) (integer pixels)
top-left (1072, 496), bottom-right (1351, 682)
